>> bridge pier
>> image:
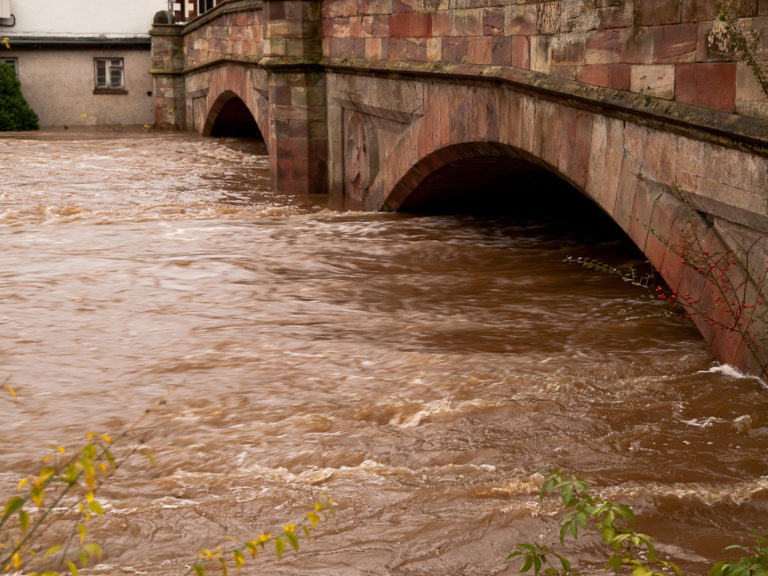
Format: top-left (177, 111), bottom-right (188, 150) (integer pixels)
top-left (149, 12), bottom-right (186, 130)
top-left (262, 0), bottom-right (328, 194)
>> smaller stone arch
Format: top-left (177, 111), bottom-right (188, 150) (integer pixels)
top-left (203, 91), bottom-right (265, 142)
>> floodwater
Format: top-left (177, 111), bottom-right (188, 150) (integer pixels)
top-left (0, 132), bottom-right (766, 576)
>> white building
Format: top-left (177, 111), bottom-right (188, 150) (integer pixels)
top-left (1, 0), bottom-right (169, 128)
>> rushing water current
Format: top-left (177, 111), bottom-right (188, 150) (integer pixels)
top-left (1, 132), bottom-right (767, 576)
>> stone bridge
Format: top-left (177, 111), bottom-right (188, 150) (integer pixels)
top-left (150, 0), bottom-right (768, 378)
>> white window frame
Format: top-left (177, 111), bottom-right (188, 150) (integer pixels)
top-left (1, 56), bottom-right (17, 77)
top-left (94, 58), bottom-right (124, 91)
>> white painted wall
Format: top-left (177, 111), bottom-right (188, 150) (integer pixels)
top-left (5, 0), bottom-right (169, 37)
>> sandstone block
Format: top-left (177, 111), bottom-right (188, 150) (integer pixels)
top-left (551, 33), bottom-right (586, 66)
top-left (492, 36), bottom-right (530, 69)
top-left (536, 2), bottom-right (560, 35)
top-left (442, 37), bottom-right (468, 63)
top-left (621, 27), bottom-right (653, 64)
top-left (652, 23), bottom-right (697, 63)
top-left (585, 29), bottom-right (620, 64)
top-left (365, 37), bottom-right (384, 59)
top-left (426, 37), bottom-right (441, 61)
top-left (466, 37), bottom-right (492, 64)
top-left (432, 11), bottom-right (452, 36)
top-left (675, 62), bottom-right (736, 111)
top-left (530, 35), bottom-right (551, 73)
top-left (631, 64), bottom-right (675, 99)
top-left (506, 4), bottom-right (537, 36)
top-left (558, 107), bottom-right (593, 190)
top-left (453, 9), bottom-right (484, 36)
top-left (628, 179), bottom-right (666, 250)
top-left (389, 12), bottom-right (432, 38)
top-left (577, 64), bottom-right (610, 87)
top-left (683, 0), bottom-right (715, 21)
top-left (597, 2), bottom-right (633, 28)
top-left (635, 0), bottom-right (681, 26)
top-left (483, 8), bottom-right (504, 36)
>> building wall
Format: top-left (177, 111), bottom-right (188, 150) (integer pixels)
top-left (1, 0), bottom-right (167, 128)
top-left (4, 0), bottom-right (167, 36)
top-left (13, 49), bottom-right (155, 127)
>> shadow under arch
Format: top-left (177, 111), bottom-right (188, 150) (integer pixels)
top-left (203, 91), bottom-right (265, 144)
top-left (388, 142), bottom-right (619, 232)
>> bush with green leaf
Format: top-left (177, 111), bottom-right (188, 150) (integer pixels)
top-left (509, 471), bottom-right (768, 576)
top-left (0, 59), bottom-right (39, 131)
top-left (1, 385), bottom-right (333, 576)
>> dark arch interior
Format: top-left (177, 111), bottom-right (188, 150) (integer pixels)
top-left (210, 98), bottom-right (264, 141)
top-left (398, 155), bottom-right (625, 238)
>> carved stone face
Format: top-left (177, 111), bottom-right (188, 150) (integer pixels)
top-left (344, 110), bottom-right (370, 202)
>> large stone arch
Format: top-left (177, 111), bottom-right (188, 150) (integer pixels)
top-left (186, 64), bottom-right (270, 148)
top-left (363, 82), bottom-right (767, 376)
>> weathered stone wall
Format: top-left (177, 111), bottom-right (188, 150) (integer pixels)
top-left (183, 4), bottom-right (265, 68)
top-left (150, 23), bottom-right (186, 129)
top-left (321, 0), bottom-right (768, 118)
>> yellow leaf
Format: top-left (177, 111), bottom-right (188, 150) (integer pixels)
top-left (17, 478), bottom-right (29, 492)
top-left (44, 545), bottom-right (62, 559)
top-left (233, 549), bottom-right (245, 569)
top-left (4, 496), bottom-right (24, 518)
top-left (4, 383), bottom-right (17, 402)
top-left (66, 559), bottom-right (79, 576)
top-left (12, 552), bottom-right (21, 569)
top-left (1, 37), bottom-right (10, 49)
top-left (245, 541), bottom-right (258, 557)
top-left (19, 509), bottom-right (29, 535)
top-left (89, 499), bottom-right (104, 516)
top-left (77, 523), bottom-right (87, 544)
top-left (284, 523), bottom-right (295, 534)
top-left (306, 511), bottom-right (319, 528)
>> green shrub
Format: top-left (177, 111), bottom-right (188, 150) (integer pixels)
top-left (0, 60), bottom-right (39, 131)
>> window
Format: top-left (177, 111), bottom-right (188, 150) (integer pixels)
top-left (94, 58), bottom-right (124, 91)
top-left (198, 0), bottom-right (214, 14)
top-left (1, 56), bottom-right (17, 77)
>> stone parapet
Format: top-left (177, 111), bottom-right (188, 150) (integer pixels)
top-left (321, 0), bottom-right (768, 119)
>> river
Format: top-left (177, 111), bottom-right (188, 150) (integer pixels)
top-left (0, 132), bottom-right (766, 576)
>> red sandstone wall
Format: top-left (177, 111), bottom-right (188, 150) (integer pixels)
top-left (321, 0), bottom-right (768, 117)
top-left (184, 8), bottom-right (264, 68)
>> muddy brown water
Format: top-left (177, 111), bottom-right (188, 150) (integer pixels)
top-left (1, 132), bottom-right (766, 576)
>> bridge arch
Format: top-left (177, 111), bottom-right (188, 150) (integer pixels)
top-left (204, 92), bottom-right (264, 140)
top-left (373, 127), bottom-right (759, 375)
top-left (185, 63), bottom-right (270, 148)
top-left (380, 141), bottom-right (585, 216)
